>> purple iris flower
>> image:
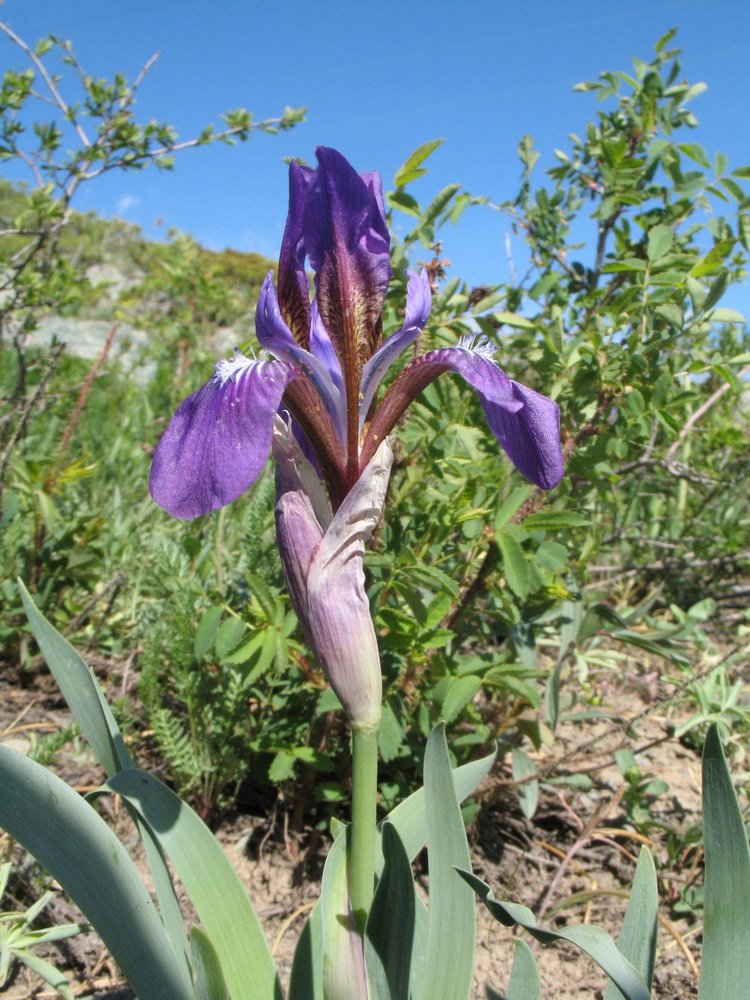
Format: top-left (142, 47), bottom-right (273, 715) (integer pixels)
top-left (149, 146), bottom-right (563, 521)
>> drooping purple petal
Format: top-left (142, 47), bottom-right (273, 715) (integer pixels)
top-left (303, 147), bottom-right (391, 372)
top-left (150, 352), bottom-right (299, 519)
top-left (361, 338), bottom-right (564, 489)
top-left (359, 268), bottom-right (432, 428)
top-left (485, 379), bottom-right (564, 489)
top-left (256, 273), bottom-right (346, 439)
top-left (278, 159), bottom-right (314, 348)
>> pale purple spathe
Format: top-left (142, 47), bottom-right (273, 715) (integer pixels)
top-left (273, 418), bottom-right (389, 729)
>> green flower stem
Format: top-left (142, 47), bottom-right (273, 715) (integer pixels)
top-left (348, 721), bottom-right (380, 934)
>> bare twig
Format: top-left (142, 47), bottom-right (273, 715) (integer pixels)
top-left (665, 363), bottom-right (750, 463)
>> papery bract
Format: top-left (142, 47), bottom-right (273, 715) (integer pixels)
top-left (273, 417), bottom-right (389, 730)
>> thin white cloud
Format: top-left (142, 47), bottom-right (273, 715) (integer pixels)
top-left (116, 195), bottom-right (141, 216)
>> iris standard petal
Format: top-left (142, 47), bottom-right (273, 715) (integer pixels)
top-left (358, 268), bottom-right (432, 428)
top-left (256, 273), bottom-right (346, 436)
top-left (310, 299), bottom-right (345, 398)
top-left (149, 353), bottom-right (299, 519)
top-left (361, 339), bottom-right (564, 490)
top-left (303, 147), bottom-right (391, 371)
top-left (278, 159), bottom-right (314, 347)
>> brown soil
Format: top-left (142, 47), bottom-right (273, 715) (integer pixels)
top-left (0, 661), bottom-right (705, 999)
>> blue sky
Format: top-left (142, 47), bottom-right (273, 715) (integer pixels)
top-left (3, 1), bottom-right (750, 314)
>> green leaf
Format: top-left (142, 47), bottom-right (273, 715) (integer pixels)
top-left (707, 307), bottom-right (746, 324)
top-left (0, 748), bottom-right (194, 1000)
top-left (471, 291), bottom-right (505, 314)
top-left (420, 183), bottom-right (461, 227)
top-left (193, 606), bottom-right (222, 661)
top-left (214, 616), bottom-right (246, 658)
top-left (522, 511), bottom-right (588, 530)
top-left (677, 143), bottom-right (711, 168)
top-left (719, 177), bottom-right (745, 201)
top-left (701, 271), bottom-right (728, 313)
top-left (497, 533), bottom-right (530, 600)
top-left (288, 903), bottom-right (323, 1000)
top-left (19, 580), bottom-right (191, 984)
top-left (190, 927), bottom-right (231, 1000)
top-left (493, 311), bottom-right (536, 330)
top-left (647, 223), bottom-right (672, 261)
top-left (108, 768), bottom-right (282, 1000)
top-left (11, 951), bottom-right (75, 1000)
top-left (320, 828), bottom-right (368, 1000)
top-left (440, 675), bottom-right (482, 723)
top-left (698, 725), bottom-right (750, 1000)
top-left (246, 570), bottom-right (278, 621)
top-left (18, 579), bottom-right (131, 778)
top-left (495, 486), bottom-right (534, 530)
top-left (511, 747), bottom-right (538, 820)
top-left (603, 848), bottom-right (657, 1000)
top-left (380, 746), bottom-right (497, 871)
top-left (394, 139), bottom-right (445, 187)
top-left (386, 191), bottom-right (422, 218)
top-left (365, 823), bottom-right (416, 1000)
top-left (418, 724), bottom-right (475, 1000)
top-left (505, 938), bottom-right (542, 999)
top-left (456, 870), bottom-right (650, 1000)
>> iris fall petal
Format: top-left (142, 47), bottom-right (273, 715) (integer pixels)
top-left (149, 354), bottom-right (298, 519)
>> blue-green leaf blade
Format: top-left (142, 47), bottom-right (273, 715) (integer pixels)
top-left (505, 938), bottom-right (542, 999)
top-left (418, 723), bottom-right (475, 1000)
top-left (698, 725), bottom-right (750, 1000)
top-left (604, 848), bottom-right (657, 1000)
top-left (320, 828), bottom-right (368, 1000)
top-left (380, 745), bottom-right (496, 872)
top-left (108, 767), bottom-right (281, 1000)
top-left (365, 822), bottom-right (415, 1000)
top-left (189, 926), bottom-right (231, 1000)
top-left (18, 578), bottom-right (131, 777)
top-left (0, 747), bottom-right (193, 1000)
top-left (289, 901), bottom-right (324, 1000)
top-left (20, 579), bottom-right (191, 985)
top-left (457, 869), bottom-right (650, 1000)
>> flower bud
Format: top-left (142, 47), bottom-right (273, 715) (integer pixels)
top-left (273, 418), bottom-right (391, 729)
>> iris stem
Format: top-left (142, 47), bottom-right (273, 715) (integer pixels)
top-left (348, 721), bottom-right (379, 934)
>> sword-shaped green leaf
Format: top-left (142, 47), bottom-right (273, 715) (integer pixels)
top-left (108, 767), bottom-right (282, 1000)
top-left (698, 724), bottom-right (750, 1000)
top-left (288, 900), bottom-right (324, 1000)
top-left (0, 747), bottom-right (193, 1000)
top-left (19, 579), bottom-right (192, 987)
top-left (189, 926), bottom-right (230, 1000)
top-left (457, 869), bottom-right (650, 1000)
top-left (505, 938), bottom-right (542, 999)
top-left (604, 848), bottom-right (657, 1000)
top-left (418, 723), bottom-right (475, 1000)
top-left (319, 827), bottom-right (368, 1000)
top-left (380, 744), bottom-right (496, 872)
top-left (365, 822), bottom-right (416, 1000)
